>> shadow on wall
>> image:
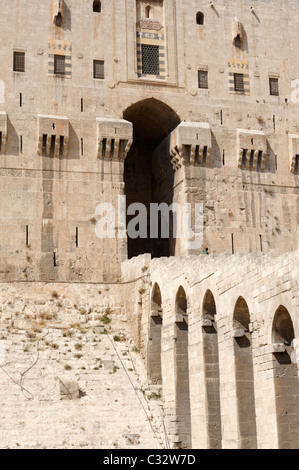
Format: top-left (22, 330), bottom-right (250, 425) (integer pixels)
top-left (6, 116), bottom-right (19, 156)
top-left (68, 123), bottom-right (81, 160)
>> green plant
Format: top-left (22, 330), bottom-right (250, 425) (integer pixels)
top-left (102, 315), bottom-right (111, 324)
top-left (147, 391), bottom-right (162, 400)
top-left (132, 346), bottom-right (139, 353)
top-left (64, 364), bottom-right (72, 371)
top-left (75, 343), bottom-right (83, 350)
top-left (113, 335), bottom-right (120, 342)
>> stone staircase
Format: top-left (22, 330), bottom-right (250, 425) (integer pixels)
top-left (0, 314), bottom-right (167, 449)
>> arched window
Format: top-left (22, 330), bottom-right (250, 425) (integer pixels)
top-left (93, 0), bottom-right (101, 13)
top-left (145, 5), bottom-right (151, 19)
top-left (54, 11), bottom-right (63, 27)
top-left (196, 11), bottom-right (204, 25)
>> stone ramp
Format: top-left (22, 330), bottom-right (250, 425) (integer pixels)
top-left (0, 323), bottom-right (166, 449)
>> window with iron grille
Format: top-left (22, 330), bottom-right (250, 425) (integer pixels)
top-left (13, 52), bottom-right (25, 72)
top-left (234, 73), bottom-right (245, 93)
top-left (141, 45), bottom-right (160, 76)
top-left (198, 70), bottom-right (208, 89)
top-left (54, 55), bottom-right (65, 75)
top-left (94, 60), bottom-right (104, 79)
top-left (269, 77), bottom-right (279, 96)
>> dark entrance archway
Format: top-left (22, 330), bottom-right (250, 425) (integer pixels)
top-left (123, 98), bottom-right (181, 259)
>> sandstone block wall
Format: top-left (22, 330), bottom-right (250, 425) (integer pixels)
top-left (121, 250), bottom-right (299, 449)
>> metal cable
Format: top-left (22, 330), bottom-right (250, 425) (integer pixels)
top-left (105, 329), bottom-right (165, 449)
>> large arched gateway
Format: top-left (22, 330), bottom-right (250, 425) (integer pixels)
top-left (123, 98), bottom-right (181, 259)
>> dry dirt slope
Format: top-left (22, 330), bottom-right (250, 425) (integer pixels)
top-left (0, 310), bottom-right (166, 449)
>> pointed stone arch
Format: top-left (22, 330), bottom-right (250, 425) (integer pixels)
top-left (174, 285), bottom-right (191, 448)
top-left (233, 296), bottom-right (257, 448)
top-left (148, 282), bottom-right (163, 384)
top-left (272, 305), bottom-right (299, 448)
top-left (202, 289), bottom-right (222, 448)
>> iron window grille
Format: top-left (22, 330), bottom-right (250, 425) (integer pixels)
top-left (141, 45), bottom-right (160, 76)
top-left (198, 70), bottom-right (208, 89)
top-left (13, 52), bottom-right (25, 72)
top-left (269, 77), bottom-right (279, 96)
top-left (94, 60), bottom-right (104, 79)
top-left (54, 55), bottom-right (66, 75)
top-left (234, 73), bottom-right (245, 93)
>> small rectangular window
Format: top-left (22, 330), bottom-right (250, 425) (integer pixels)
top-left (141, 45), bottom-right (160, 76)
top-left (54, 54), bottom-right (65, 75)
top-left (13, 51), bottom-right (25, 72)
top-left (93, 60), bottom-right (104, 79)
top-left (234, 73), bottom-right (245, 93)
top-left (269, 77), bottom-right (279, 96)
top-left (198, 70), bottom-right (208, 89)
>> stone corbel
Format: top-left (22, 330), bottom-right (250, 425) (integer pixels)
top-left (0, 112), bottom-right (7, 154)
top-left (170, 145), bottom-right (186, 171)
top-left (96, 118), bottom-right (133, 160)
top-left (268, 343), bottom-right (286, 353)
top-left (232, 328), bottom-right (246, 338)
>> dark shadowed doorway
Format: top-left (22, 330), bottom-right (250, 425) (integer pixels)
top-left (123, 98), bottom-right (180, 259)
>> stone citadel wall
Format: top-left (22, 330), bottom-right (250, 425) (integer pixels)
top-left (122, 250), bottom-right (299, 449)
top-left (0, 0), bottom-right (299, 450)
top-left (0, 0), bottom-right (299, 282)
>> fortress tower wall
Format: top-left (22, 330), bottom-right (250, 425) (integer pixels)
top-left (0, 0), bottom-right (298, 283)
